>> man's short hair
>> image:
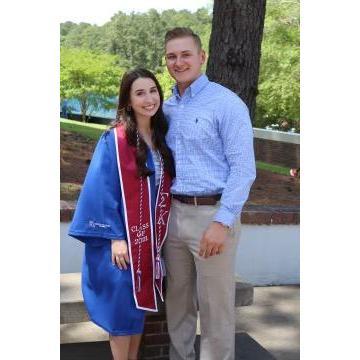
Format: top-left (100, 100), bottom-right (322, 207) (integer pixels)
top-left (164, 27), bottom-right (202, 51)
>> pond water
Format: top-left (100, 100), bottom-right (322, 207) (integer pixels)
top-left (60, 98), bottom-right (117, 120)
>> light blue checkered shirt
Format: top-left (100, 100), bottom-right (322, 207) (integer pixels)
top-left (163, 74), bottom-right (256, 227)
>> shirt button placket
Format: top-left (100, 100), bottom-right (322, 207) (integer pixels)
top-left (176, 101), bottom-right (183, 181)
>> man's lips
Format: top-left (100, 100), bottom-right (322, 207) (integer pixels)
top-left (174, 68), bottom-right (189, 73)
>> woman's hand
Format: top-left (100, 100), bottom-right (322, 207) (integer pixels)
top-left (111, 240), bottom-right (130, 270)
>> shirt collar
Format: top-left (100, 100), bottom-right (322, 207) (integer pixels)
top-left (171, 73), bottom-right (209, 99)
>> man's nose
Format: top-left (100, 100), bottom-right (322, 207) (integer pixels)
top-left (174, 56), bottom-right (183, 66)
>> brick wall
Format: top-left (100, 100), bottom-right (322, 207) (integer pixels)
top-left (61, 201), bottom-right (300, 225)
top-left (140, 301), bottom-right (170, 359)
top-left (254, 138), bottom-right (300, 168)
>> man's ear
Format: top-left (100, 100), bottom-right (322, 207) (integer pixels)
top-left (200, 50), bottom-right (206, 64)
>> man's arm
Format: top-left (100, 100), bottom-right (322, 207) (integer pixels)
top-left (199, 96), bottom-right (256, 258)
top-left (213, 96), bottom-right (256, 227)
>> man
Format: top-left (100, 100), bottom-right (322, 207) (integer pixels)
top-left (163, 27), bottom-right (256, 360)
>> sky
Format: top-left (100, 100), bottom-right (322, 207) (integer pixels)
top-left (58, 0), bottom-right (213, 25)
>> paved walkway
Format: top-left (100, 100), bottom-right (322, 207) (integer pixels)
top-left (61, 285), bottom-right (300, 360)
top-left (236, 285), bottom-right (300, 360)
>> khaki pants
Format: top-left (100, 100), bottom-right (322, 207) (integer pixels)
top-left (164, 199), bottom-right (240, 360)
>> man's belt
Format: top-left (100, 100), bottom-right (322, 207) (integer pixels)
top-left (172, 194), bottom-right (221, 206)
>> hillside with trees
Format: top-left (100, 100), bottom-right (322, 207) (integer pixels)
top-left (60, 0), bottom-right (299, 130)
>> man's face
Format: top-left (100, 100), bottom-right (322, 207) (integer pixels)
top-left (165, 36), bottom-right (205, 87)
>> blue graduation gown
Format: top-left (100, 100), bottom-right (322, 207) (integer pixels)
top-left (68, 130), bottom-right (157, 335)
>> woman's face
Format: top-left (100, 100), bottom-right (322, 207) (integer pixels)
top-left (129, 77), bottom-right (161, 120)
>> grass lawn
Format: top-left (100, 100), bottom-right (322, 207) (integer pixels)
top-left (256, 161), bottom-right (290, 176)
top-left (60, 118), bottom-right (107, 140)
top-left (60, 119), bottom-right (291, 176)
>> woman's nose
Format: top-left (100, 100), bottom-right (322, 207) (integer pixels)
top-left (144, 93), bottom-right (153, 103)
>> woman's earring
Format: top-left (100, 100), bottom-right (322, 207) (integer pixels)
top-left (136, 131), bottom-right (140, 149)
top-left (127, 105), bottom-right (132, 112)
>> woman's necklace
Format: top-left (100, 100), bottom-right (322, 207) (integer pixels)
top-left (135, 131), bottom-right (144, 293)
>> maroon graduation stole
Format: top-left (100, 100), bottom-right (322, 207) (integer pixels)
top-left (114, 125), bottom-right (172, 311)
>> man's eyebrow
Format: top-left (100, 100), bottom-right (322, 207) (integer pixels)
top-left (166, 50), bottom-right (192, 55)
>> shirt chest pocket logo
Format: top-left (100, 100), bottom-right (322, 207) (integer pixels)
top-left (181, 116), bottom-right (216, 140)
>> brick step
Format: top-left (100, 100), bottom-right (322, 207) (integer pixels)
top-left (61, 273), bottom-right (88, 324)
top-left (61, 273), bottom-right (254, 325)
top-left (61, 321), bottom-right (108, 344)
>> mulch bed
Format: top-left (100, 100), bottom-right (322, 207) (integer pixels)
top-left (60, 129), bottom-right (299, 207)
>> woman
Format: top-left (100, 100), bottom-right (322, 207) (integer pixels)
top-left (69, 68), bottom-right (175, 360)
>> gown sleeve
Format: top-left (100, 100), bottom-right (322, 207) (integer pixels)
top-left (68, 130), bottom-right (126, 245)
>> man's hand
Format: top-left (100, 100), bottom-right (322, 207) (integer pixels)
top-left (199, 222), bottom-right (229, 258)
top-left (111, 240), bottom-right (130, 269)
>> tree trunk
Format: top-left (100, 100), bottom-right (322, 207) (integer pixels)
top-left (80, 98), bottom-right (88, 123)
top-left (206, 0), bottom-right (266, 123)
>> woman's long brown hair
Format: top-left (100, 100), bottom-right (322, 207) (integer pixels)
top-left (110, 68), bottom-right (175, 179)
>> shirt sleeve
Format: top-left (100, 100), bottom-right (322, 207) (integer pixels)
top-left (68, 130), bottom-right (126, 244)
top-left (213, 96), bottom-right (256, 227)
